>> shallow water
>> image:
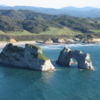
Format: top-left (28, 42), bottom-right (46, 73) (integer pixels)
top-left (0, 44), bottom-right (100, 100)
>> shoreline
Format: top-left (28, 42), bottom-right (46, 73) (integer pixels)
top-left (0, 40), bottom-right (100, 48)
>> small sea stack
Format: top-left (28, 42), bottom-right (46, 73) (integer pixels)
top-left (0, 43), bottom-right (55, 71)
top-left (57, 47), bottom-right (94, 70)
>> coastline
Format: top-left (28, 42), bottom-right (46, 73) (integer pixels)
top-left (0, 40), bottom-right (100, 49)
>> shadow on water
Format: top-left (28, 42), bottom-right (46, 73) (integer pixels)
top-left (51, 60), bottom-right (78, 69)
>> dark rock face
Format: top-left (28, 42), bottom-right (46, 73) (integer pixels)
top-left (57, 47), bottom-right (71, 66)
top-left (0, 43), bottom-right (55, 71)
top-left (57, 47), bottom-right (94, 70)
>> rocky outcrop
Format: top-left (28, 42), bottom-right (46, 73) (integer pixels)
top-left (57, 47), bottom-right (94, 70)
top-left (44, 39), bottom-right (53, 44)
top-left (52, 38), bottom-right (76, 44)
top-left (53, 38), bottom-right (65, 43)
top-left (10, 38), bottom-right (17, 43)
top-left (0, 43), bottom-right (55, 71)
top-left (65, 39), bottom-right (75, 44)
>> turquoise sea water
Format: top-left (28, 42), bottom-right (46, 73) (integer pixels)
top-left (0, 44), bottom-right (100, 100)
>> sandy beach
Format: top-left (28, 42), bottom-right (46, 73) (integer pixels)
top-left (0, 38), bottom-right (100, 49)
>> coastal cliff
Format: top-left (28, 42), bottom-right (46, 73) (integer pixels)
top-left (57, 47), bottom-right (94, 70)
top-left (0, 43), bottom-right (55, 71)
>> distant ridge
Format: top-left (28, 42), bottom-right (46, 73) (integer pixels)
top-left (0, 5), bottom-right (100, 18)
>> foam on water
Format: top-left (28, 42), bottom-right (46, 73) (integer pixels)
top-left (40, 43), bottom-right (100, 50)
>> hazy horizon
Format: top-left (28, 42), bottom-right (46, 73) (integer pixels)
top-left (0, 0), bottom-right (100, 9)
top-left (0, 5), bottom-right (100, 9)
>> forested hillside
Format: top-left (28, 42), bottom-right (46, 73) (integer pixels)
top-left (0, 10), bottom-right (100, 35)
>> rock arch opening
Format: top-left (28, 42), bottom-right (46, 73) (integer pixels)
top-left (69, 58), bottom-right (78, 68)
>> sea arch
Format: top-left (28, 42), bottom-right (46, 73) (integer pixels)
top-left (57, 47), bottom-right (94, 70)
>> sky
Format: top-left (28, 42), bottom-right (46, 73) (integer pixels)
top-left (0, 0), bottom-right (100, 9)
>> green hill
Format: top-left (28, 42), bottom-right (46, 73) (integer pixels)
top-left (0, 9), bottom-right (100, 41)
top-left (0, 10), bottom-right (99, 35)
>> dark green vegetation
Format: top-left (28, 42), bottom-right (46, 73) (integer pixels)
top-left (0, 10), bottom-right (100, 41)
top-left (0, 10), bottom-right (100, 33)
top-left (26, 44), bottom-right (48, 60)
top-left (37, 53), bottom-right (48, 61)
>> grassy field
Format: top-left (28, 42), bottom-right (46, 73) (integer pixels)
top-left (0, 27), bottom-right (82, 36)
top-left (40, 27), bottom-right (82, 35)
top-left (0, 30), bottom-right (33, 36)
top-left (0, 27), bottom-right (86, 41)
top-left (91, 29), bottom-right (100, 33)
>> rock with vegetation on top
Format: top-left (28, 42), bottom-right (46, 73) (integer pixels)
top-left (0, 43), bottom-right (55, 71)
top-left (57, 47), bottom-right (94, 70)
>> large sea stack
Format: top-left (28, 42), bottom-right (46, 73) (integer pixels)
top-left (0, 43), bottom-right (55, 71)
top-left (57, 47), bottom-right (94, 70)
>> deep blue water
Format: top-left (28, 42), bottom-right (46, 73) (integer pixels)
top-left (0, 44), bottom-right (100, 100)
